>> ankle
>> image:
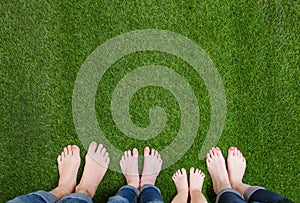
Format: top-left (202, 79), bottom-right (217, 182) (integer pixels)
top-left (216, 180), bottom-right (232, 194)
top-left (177, 188), bottom-right (188, 195)
top-left (190, 189), bottom-right (202, 196)
top-left (231, 181), bottom-right (243, 190)
top-left (127, 182), bottom-right (140, 189)
top-left (75, 185), bottom-right (93, 197)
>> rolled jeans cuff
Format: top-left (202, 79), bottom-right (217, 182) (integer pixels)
top-left (243, 186), bottom-right (265, 202)
top-left (59, 193), bottom-right (93, 203)
top-left (107, 185), bottom-right (140, 203)
top-left (7, 190), bottom-right (57, 203)
top-left (216, 188), bottom-right (244, 203)
top-left (141, 184), bottom-right (161, 194)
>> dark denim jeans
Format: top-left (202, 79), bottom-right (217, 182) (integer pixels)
top-left (217, 186), bottom-right (293, 203)
top-left (107, 184), bottom-right (163, 203)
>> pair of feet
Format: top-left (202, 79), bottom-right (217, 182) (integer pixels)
top-left (50, 142), bottom-right (163, 200)
top-left (120, 147), bottom-right (163, 189)
top-left (50, 142), bottom-right (110, 200)
top-left (172, 146), bottom-right (247, 202)
top-left (172, 167), bottom-right (206, 203)
top-left (206, 147), bottom-right (248, 195)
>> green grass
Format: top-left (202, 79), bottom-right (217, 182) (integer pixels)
top-left (0, 0), bottom-right (299, 202)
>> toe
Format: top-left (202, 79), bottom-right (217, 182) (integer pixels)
top-left (67, 145), bottom-right (72, 155)
top-left (144, 147), bottom-right (150, 156)
top-left (57, 155), bottom-right (62, 162)
top-left (132, 148), bottom-right (138, 156)
top-left (228, 146), bottom-right (235, 156)
top-left (71, 145), bottom-right (80, 155)
top-left (88, 142), bottom-right (98, 153)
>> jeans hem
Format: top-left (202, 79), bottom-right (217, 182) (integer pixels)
top-left (243, 186), bottom-right (265, 202)
top-left (216, 188), bottom-right (243, 203)
top-left (59, 193), bottom-right (93, 203)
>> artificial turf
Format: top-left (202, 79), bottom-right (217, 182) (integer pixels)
top-left (0, 0), bottom-right (299, 202)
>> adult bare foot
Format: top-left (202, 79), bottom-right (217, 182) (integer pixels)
top-left (227, 147), bottom-right (250, 195)
top-left (189, 167), bottom-right (207, 203)
top-left (120, 148), bottom-right (140, 189)
top-left (206, 147), bottom-right (231, 194)
top-left (171, 168), bottom-right (188, 203)
top-left (76, 142), bottom-right (110, 198)
top-left (140, 147), bottom-right (163, 187)
top-left (50, 145), bottom-right (81, 200)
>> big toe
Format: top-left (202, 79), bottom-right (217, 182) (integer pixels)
top-left (132, 148), bottom-right (138, 156)
top-left (72, 145), bottom-right (80, 155)
top-left (88, 142), bottom-right (98, 153)
top-left (144, 147), bottom-right (150, 156)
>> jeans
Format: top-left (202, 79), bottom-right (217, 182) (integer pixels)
top-left (7, 184), bottom-right (163, 203)
top-left (217, 186), bottom-right (293, 203)
top-left (107, 184), bottom-right (163, 203)
top-left (7, 190), bottom-right (93, 203)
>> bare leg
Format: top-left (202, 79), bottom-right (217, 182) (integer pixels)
top-left (190, 167), bottom-right (208, 203)
top-left (140, 147), bottom-right (163, 187)
top-left (50, 145), bottom-right (81, 200)
top-left (120, 148), bottom-right (140, 189)
top-left (171, 168), bottom-right (188, 203)
top-left (75, 142), bottom-right (110, 198)
top-left (206, 147), bottom-right (232, 194)
top-left (227, 147), bottom-right (250, 195)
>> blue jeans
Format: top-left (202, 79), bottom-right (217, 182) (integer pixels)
top-left (107, 184), bottom-right (163, 203)
top-left (217, 186), bottom-right (293, 203)
top-left (7, 190), bottom-right (93, 203)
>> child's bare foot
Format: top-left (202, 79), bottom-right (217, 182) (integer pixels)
top-left (140, 147), bottom-right (163, 187)
top-left (50, 145), bottom-right (81, 200)
top-left (76, 142), bottom-right (110, 198)
top-left (189, 167), bottom-right (205, 193)
top-left (171, 168), bottom-right (188, 203)
top-left (190, 167), bottom-right (208, 203)
top-left (120, 148), bottom-right (140, 189)
top-left (206, 147), bottom-right (231, 194)
top-left (227, 147), bottom-right (250, 195)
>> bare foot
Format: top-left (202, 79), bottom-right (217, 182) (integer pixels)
top-left (76, 142), bottom-right (110, 198)
top-left (227, 147), bottom-right (250, 195)
top-left (190, 167), bottom-right (205, 193)
top-left (190, 167), bottom-right (208, 203)
top-left (50, 145), bottom-right (81, 200)
top-left (171, 168), bottom-right (188, 203)
top-left (206, 147), bottom-right (231, 194)
top-left (120, 148), bottom-right (140, 188)
top-left (140, 147), bottom-right (163, 187)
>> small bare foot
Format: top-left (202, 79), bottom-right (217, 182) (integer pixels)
top-left (206, 147), bottom-right (231, 194)
top-left (227, 147), bottom-right (250, 194)
top-left (76, 142), bottom-right (110, 198)
top-left (171, 168), bottom-right (188, 203)
top-left (190, 167), bottom-right (208, 203)
top-left (140, 147), bottom-right (163, 187)
top-left (189, 167), bottom-right (205, 193)
top-left (50, 145), bottom-right (81, 200)
top-left (120, 148), bottom-right (140, 189)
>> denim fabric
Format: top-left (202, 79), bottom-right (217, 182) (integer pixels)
top-left (7, 190), bottom-right (57, 203)
top-left (140, 184), bottom-right (163, 203)
top-left (107, 185), bottom-right (140, 203)
top-left (7, 190), bottom-right (92, 203)
top-left (216, 188), bottom-right (246, 203)
top-left (107, 184), bottom-right (163, 203)
top-left (59, 193), bottom-right (93, 203)
top-left (244, 186), bottom-right (294, 203)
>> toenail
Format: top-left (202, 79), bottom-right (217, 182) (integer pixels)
top-left (230, 147), bottom-right (235, 151)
